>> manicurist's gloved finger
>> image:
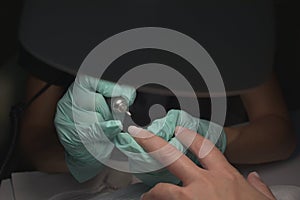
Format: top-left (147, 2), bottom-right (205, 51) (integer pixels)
top-left (146, 109), bottom-right (199, 142)
top-left (75, 75), bottom-right (136, 105)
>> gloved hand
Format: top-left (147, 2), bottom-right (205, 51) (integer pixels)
top-left (54, 75), bottom-right (136, 182)
top-left (114, 109), bottom-right (226, 186)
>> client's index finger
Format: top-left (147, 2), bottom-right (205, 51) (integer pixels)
top-left (128, 126), bottom-right (201, 184)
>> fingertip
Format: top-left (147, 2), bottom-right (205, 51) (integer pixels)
top-left (128, 125), bottom-right (142, 137)
top-left (247, 171), bottom-right (262, 184)
top-left (98, 120), bottom-right (123, 133)
top-left (250, 171), bottom-right (261, 179)
top-left (109, 120), bottom-right (123, 130)
top-left (247, 171), bottom-right (269, 190)
top-left (140, 193), bottom-right (144, 200)
top-left (174, 126), bottom-right (186, 137)
top-left (128, 126), bottom-right (155, 140)
top-left (247, 171), bottom-right (276, 199)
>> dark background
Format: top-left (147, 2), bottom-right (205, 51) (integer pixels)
top-left (1, 0), bottom-right (299, 108)
top-left (273, 0), bottom-right (300, 111)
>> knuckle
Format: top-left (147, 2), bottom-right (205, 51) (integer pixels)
top-left (154, 183), bottom-right (165, 189)
top-left (175, 188), bottom-right (190, 199)
top-left (145, 185), bottom-right (161, 197)
top-left (222, 169), bottom-right (243, 182)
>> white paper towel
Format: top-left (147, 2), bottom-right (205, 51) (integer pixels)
top-left (270, 185), bottom-right (300, 200)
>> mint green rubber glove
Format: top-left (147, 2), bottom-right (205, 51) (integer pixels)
top-left (114, 109), bottom-right (226, 186)
top-left (54, 75), bottom-right (136, 182)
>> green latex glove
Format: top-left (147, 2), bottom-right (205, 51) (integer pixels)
top-left (115, 109), bottom-right (226, 186)
top-left (54, 75), bottom-right (136, 182)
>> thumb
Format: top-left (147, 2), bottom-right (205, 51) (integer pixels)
top-left (96, 79), bottom-right (136, 105)
top-left (247, 172), bottom-right (276, 200)
top-left (141, 183), bottom-right (183, 200)
top-left (75, 75), bottom-right (136, 105)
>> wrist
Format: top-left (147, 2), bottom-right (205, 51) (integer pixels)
top-left (224, 126), bottom-right (240, 147)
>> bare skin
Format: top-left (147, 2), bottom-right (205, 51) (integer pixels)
top-left (224, 73), bottom-right (296, 164)
top-left (129, 126), bottom-right (276, 200)
top-left (19, 72), bottom-right (296, 172)
top-left (20, 75), bottom-right (68, 172)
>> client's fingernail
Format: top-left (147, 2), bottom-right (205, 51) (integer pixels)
top-left (140, 194), bottom-right (144, 199)
top-left (128, 126), bottom-right (142, 137)
top-left (251, 171), bottom-right (261, 179)
top-left (174, 126), bottom-right (185, 137)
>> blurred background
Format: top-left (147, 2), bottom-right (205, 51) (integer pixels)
top-left (0, 0), bottom-right (300, 172)
top-left (0, 0), bottom-right (24, 163)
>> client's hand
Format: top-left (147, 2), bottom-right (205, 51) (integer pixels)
top-left (128, 126), bottom-right (276, 200)
top-left (115, 109), bottom-right (226, 186)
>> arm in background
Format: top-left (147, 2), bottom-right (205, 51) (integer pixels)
top-left (19, 75), bottom-right (68, 173)
top-left (225, 73), bottom-right (296, 164)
